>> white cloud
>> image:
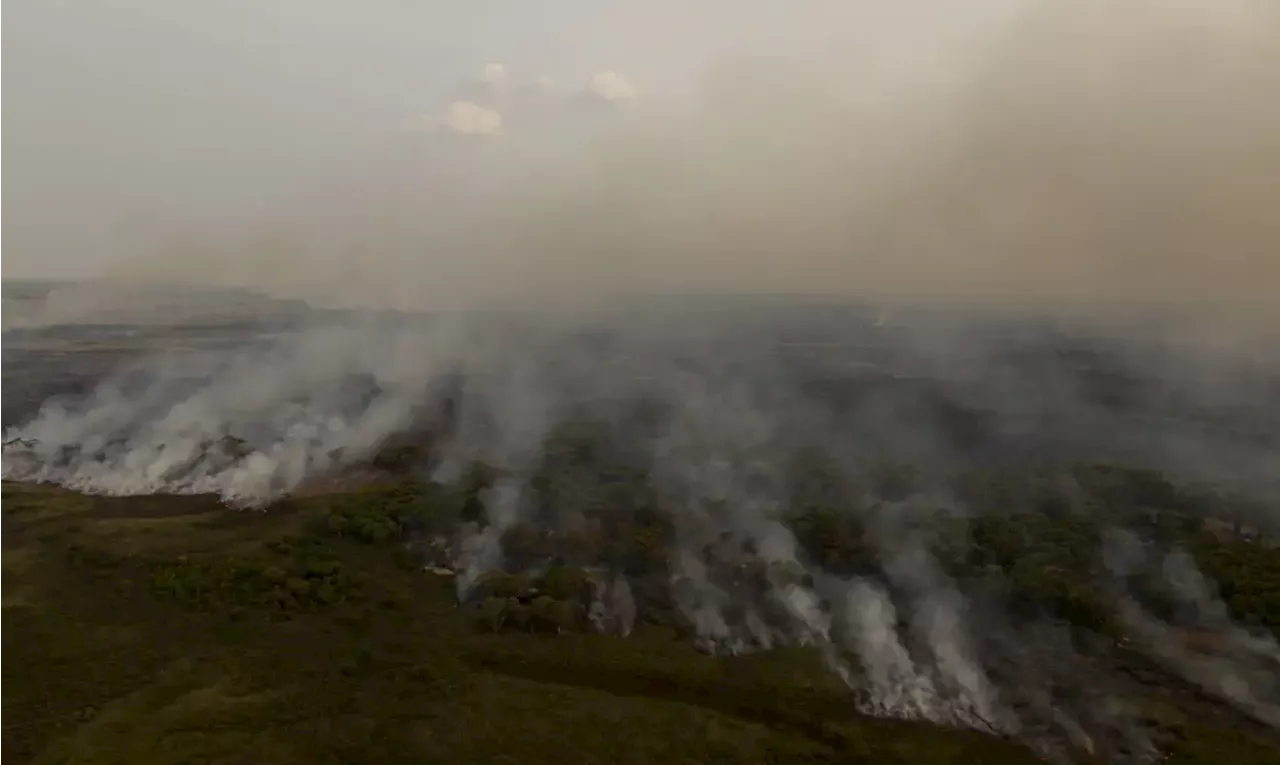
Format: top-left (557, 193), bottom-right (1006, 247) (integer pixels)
top-left (584, 70), bottom-right (638, 104)
top-left (439, 100), bottom-right (504, 136)
top-left (481, 62), bottom-right (508, 87)
top-left (431, 65), bottom-right (641, 138)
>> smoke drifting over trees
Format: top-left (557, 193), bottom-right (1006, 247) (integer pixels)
top-left (5, 2), bottom-right (1280, 763)
top-left (6, 304), bottom-right (1280, 762)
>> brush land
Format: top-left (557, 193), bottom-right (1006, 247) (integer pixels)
top-left (5, 458), bottom-right (1280, 765)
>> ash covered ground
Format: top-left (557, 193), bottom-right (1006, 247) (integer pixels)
top-left (5, 281), bottom-right (1280, 763)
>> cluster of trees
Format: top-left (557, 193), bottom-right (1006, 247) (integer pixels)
top-left (306, 480), bottom-right (447, 544)
top-left (1188, 532), bottom-right (1280, 627)
top-left (466, 566), bottom-right (595, 634)
top-left (149, 546), bottom-right (363, 612)
top-left (242, 416), bottom-right (1280, 639)
top-left (153, 454), bottom-right (1280, 641)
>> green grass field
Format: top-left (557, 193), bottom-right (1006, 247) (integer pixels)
top-left (3, 480), bottom-right (1277, 765)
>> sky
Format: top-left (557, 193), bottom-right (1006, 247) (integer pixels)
top-left (4, 0), bottom-right (1279, 325)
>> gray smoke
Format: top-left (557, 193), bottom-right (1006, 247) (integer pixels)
top-left (8, 1), bottom-right (1280, 328)
top-left (5, 2), bottom-right (1280, 761)
top-left (3, 308), bottom-right (1278, 765)
top-left (1105, 530), bottom-right (1280, 729)
top-left (589, 574), bottom-right (637, 638)
top-left (842, 578), bottom-right (944, 721)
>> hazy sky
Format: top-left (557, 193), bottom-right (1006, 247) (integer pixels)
top-left (5, 1), bottom-right (1279, 323)
top-left (1, 0), bottom-right (1011, 275)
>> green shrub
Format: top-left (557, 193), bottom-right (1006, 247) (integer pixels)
top-left (148, 549), bottom-right (359, 613)
top-left (537, 565), bottom-right (593, 603)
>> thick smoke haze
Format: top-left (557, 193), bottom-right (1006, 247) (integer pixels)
top-left (5, 3), bottom-right (1280, 763)
top-left (6, 0), bottom-right (1279, 326)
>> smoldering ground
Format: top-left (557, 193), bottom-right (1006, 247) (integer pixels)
top-left (5, 1), bottom-right (1280, 762)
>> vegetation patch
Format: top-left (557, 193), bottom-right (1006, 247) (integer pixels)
top-left (4, 460), bottom-right (1280, 765)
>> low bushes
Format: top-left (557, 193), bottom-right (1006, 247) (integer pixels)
top-left (149, 549), bottom-right (362, 612)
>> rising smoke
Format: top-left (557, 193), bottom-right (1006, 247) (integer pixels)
top-left (6, 307), bottom-right (1279, 761)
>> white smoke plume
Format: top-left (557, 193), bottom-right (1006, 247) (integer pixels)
top-left (842, 578), bottom-right (943, 722)
top-left (5, 1), bottom-right (1280, 762)
top-left (886, 542), bottom-right (1009, 731)
top-left (3, 305), bottom-right (1277, 764)
top-left (1105, 530), bottom-right (1280, 729)
top-left (589, 574), bottom-right (637, 637)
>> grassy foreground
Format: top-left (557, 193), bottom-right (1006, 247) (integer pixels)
top-left (2, 480), bottom-right (1275, 765)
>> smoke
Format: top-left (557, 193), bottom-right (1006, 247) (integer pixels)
top-left (842, 578), bottom-right (943, 720)
top-left (7, 0), bottom-right (1279, 328)
top-left (6, 1), bottom-right (1280, 762)
top-left (1105, 531), bottom-right (1280, 729)
top-left (589, 574), bottom-right (637, 637)
top-left (4, 305), bottom-right (1278, 762)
